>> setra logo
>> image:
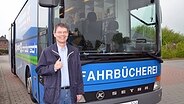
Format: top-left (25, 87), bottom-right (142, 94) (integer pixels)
top-left (96, 91), bottom-right (105, 100)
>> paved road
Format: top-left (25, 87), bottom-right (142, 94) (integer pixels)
top-left (0, 55), bottom-right (184, 104)
top-left (0, 55), bottom-right (34, 104)
top-left (158, 60), bottom-right (184, 104)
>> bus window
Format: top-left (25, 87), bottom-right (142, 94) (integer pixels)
top-left (38, 6), bottom-right (49, 57)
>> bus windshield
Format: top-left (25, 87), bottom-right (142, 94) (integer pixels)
top-left (54, 0), bottom-right (158, 55)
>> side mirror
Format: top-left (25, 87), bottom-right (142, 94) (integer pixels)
top-left (59, 0), bottom-right (65, 18)
top-left (39, 0), bottom-right (59, 7)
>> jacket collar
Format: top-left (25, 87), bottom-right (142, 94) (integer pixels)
top-left (51, 43), bottom-right (74, 55)
top-left (51, 43), bottom-right (60, 58)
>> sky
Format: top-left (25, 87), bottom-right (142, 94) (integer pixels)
top-left (0, 0), bottom-right (26, 36)
top-left (0, 0), bottom-right (184, 37)
top-left (160, 0), bottom-right (184, 34)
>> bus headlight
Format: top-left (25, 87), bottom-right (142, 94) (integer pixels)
top-left (153, 76), bottom-right (161, 90)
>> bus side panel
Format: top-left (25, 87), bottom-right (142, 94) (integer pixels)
top-left (14, 0), bottom-right (39, 102)
top-left (39, 83), bottom-right (45, 104)
top-left (31, 64), bottom-right (39, 101)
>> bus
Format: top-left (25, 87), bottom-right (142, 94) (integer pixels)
top-left (9, 0), bottom-right (163, 104)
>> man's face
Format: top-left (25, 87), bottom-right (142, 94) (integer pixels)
top-left (54, 27), bottom-right (69, 44)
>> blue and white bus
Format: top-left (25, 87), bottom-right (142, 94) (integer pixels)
top-left (9, 0), bottom-right (163, 103)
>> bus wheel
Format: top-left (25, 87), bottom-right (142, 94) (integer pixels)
top-left (26, 72), bottom-right (37, 103)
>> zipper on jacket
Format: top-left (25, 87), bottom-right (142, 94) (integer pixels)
top-left (67, 51), bottom-right (74, 60)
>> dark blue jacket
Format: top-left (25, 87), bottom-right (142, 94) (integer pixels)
top-left (36, 43), bottom-right (84, 104)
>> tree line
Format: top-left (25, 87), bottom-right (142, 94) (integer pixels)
top-left (133, 25), bottom-right (184, 59)
top-left (162, 27), bottom-right (184, 59)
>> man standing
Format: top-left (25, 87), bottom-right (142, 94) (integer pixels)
top-left (36, 23), bottom-right (84, 104)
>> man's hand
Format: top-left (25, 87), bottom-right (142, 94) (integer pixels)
top-left (77, 94), bottom-right (83, 102)
top-left (54, 58), bottom-right (62, 71)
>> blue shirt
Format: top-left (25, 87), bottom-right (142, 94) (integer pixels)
top-left (57, 44), bottom-right (70, 87)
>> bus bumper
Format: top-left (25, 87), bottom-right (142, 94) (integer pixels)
top-left (80, 88), bottom-right (162, 104)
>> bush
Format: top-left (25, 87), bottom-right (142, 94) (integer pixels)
top-left (161, 45), bottom-right (176, 59)
top-left (161, 27), bottom-right (184, 59)
top-left (175, 42), bottom-right (184, 58)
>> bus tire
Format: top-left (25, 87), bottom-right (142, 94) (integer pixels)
top-left (26, 70), bottom-right (37, 103)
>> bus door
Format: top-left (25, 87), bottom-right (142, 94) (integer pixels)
top-left (10, 22), bottom-right (16, 75)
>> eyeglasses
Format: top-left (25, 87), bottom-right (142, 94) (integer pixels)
top-left (55, 31), bottom-right (68, 35)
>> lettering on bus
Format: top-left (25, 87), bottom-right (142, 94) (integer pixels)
top-left (16, 43), bottom-right (37, 54)
top-left (84, 83), bottom-right (154, 102)
top-left (82, 65), bottom-right (157, 81)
